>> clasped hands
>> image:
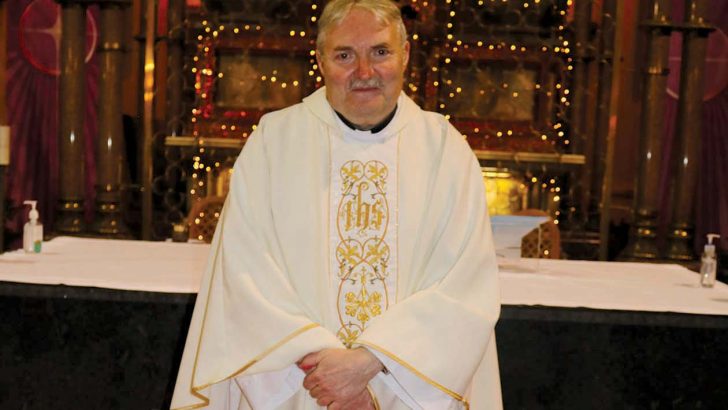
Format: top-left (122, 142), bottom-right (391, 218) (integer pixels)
top-left (297, 347), bottom-right (383, 409)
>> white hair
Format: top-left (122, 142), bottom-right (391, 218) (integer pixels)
top-left (316, 0), bottom-right (407, 52)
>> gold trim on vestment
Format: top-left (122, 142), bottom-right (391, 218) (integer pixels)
top-left (170, 399), bottom-right (208, 410)
top-left (186, 228), bottom-right (225, 408)
top-left (367, 385), bottom-right (381, 410)
top-left (395, 131), bottom-right (401, 304)
top-left (174, 323), bottom-right (320, 409)
top-left (356, 341), bottom-right (470, 409)
top-left (327, 128), bottom-right (333, 327)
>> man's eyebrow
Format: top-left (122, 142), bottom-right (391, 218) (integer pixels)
top-left (331, 43), bottom-right (391, 52)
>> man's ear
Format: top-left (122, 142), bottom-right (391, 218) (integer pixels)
top-left (315, 50), bottom-right (325, 75)
top-left (402, 41), bottom-right (411, 70)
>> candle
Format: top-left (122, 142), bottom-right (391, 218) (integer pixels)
top-left (0, 126), bottom-right (9, 166)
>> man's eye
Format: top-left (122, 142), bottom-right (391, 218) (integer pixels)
top-left (335, 52), bottom-right (350, 60)
top-left (375, 48), bottom-right (390, 56)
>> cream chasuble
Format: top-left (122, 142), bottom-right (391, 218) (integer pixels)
top-left (171, 88), bottom-right (502, 410)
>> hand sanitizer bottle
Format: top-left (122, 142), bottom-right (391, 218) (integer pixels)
top-left (700, 233), bottom-right (720, 288)
top-left (23, 200), bottom-right (43, 253)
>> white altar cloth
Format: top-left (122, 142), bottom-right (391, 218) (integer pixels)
top-left (499, 259), bottom-right (728, 316)
top-left (0, 237), bottom-right (727, 316)
top-left (0, 236), bottom-right (208, 293)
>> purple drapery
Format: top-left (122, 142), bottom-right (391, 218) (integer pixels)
top-left (4, 0), bottom-right (98, 249)
top-left (658, 0), bottom-right (728, 254)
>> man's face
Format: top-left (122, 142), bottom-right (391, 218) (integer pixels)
top-left (316, 8), bottom-right (410, 129)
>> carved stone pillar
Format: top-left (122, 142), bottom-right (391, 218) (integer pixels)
top-left (56, 1), bottom-right (87, 233)
top-left (621, 0), bottom-right (673, 260)
top-left (565, 0), bottom-right (593, 228)
top-left (589, 0), bottom-right (616, 227)
top-left (0, 127), bottom-right (8, 253)
top-left (666, 0), bottom-right (713, 260)
top-left (140, 0), bottom-right (156, 240)
top-left (154, 0), bottom-right (187, 237)
top-left (165, 0), bottom-right (185, 137)
top-left (92, 2), bottom-right (130, 236)
top-left (0, 1), bottom-right (7, 124)
top-left (1, 3), bottom-right (9, 252)
top-left (570, 0), bottom-right (592, 159)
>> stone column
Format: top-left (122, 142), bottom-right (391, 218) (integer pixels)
top-left (666, 0), bottom-right (713, 260)
top-left (140, 0), bottom-right (156, 240)
top-left (165, 0), bottom-right (185, 137)
top-left (1, 3), bottom-right (9, 252)
top-left (0, 0), bottom-right (7, 124)
top-left (565, 0), bottom-right (592, 228)
top-left (92, 1), bottom-right (130, 236)
top-left (156, 0), bottom-right (187, 236)
top-left (589, 0), bottom-right (616, 227)
top-left (621, 0), bottom-right (672, 260)
top-left (597, 0), bottom-right (623, 261)
top-left (0, 127), bottom-right (8, 253)
top-left (55, 1), bottom-right (87, 233)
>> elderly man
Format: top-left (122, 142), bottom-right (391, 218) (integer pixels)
top-left (171, 0), bottom-right (501, 409)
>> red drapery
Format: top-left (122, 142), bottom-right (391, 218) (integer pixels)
top-left (4, 0), bottom-right (98, 248)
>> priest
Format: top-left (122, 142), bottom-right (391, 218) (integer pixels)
top-left (171, 0), bottom-right (501, 408)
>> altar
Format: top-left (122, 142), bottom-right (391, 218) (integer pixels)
top-left (1, 237), bottom-right (727, 409)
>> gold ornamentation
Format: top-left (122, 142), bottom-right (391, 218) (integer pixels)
top-left (336, 160), bottom-right (391, 346)
top-left (344, 272), bottom-right (383, 323)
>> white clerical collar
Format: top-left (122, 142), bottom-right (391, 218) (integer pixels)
top-left (332, 96), bottom-right (402, 143)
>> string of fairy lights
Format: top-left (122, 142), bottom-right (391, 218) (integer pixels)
top-left (188, 3), bottom-right (321, 205)
top-left (439, 0), bottom-right (572, 222)
top-left (187, 0), bottom-right (576, 230)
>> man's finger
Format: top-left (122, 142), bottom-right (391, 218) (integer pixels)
top-left (299, 363), bottom-right (315, 373)
top-left (297, 351), bottom-right (322, 370)
top-left (302, 372), bottom-right (319, 390)
top-left (316, 395), bottom-right (333, 407)
top-left (309, 385), bottom-right (322, 399)
top-left (310, 385), bottom-right (335, 406)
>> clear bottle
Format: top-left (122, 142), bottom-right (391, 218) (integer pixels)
top-left (23, 200), bottom-right (43, 253)
top-left (700, 234), bottom-right (720, 288)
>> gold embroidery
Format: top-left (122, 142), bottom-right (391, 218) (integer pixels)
top-left (344, 272), bottom-right (383, 322)
top-left (336, 160), bottom-right (391, 346)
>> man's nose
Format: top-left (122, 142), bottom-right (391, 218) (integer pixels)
top-left (356, 57), bottom-right (374, 79)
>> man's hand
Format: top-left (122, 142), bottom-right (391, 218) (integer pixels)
top-left (298, 347), bottom-right (383, 406)
top-left (328, 388), bottom-right (376, 410)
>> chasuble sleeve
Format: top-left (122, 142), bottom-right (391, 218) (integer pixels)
top-left (354, 126), bottom-right (501, 409)
top-left (171, 129), bottom-right (343, 410)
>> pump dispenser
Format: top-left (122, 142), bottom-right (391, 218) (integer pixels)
top-left (23, 200), bottom-right (43, 253)
top-left (700, 234), bottom-right (720, 288)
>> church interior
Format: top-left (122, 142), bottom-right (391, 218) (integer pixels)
top-left (0, 0), bottom-right (727, 408)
